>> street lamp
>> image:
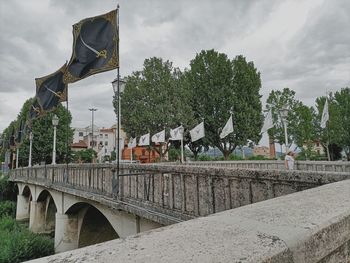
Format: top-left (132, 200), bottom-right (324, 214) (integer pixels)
top-left (88, 108), bottom-right (98, 151)
top-left (112, 77), bottom-right (126, 162)
top-left (279, 105), bottom-right (289, 154)
top-left (52, 114), bottom-right (59, 165)
top-left (28, 131), bottom-right (33, 167)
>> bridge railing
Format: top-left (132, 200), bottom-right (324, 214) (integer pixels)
top-left (10, 163), bottom-right (350, 222)
top-left (180, 160), bottom-right (350, 172)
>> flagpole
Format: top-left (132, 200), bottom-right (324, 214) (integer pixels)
top-left (113, 4), bottom-right (120, 197)
top-left (16, 148), bottom-right (19, 169)
top-left (180, 137), bottom-right (184, 163)
top-left (65, 75), bottom-right (69, 181)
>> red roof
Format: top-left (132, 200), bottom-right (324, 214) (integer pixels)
top-left (71, 140), bottom-right (88, 148)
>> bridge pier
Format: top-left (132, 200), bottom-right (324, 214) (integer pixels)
top-left (16, 194), bottom-right (30, 221)
top-left (55, 213), bottom-right (79, 253)
top-left (29, 201), bottom-right (46, 233)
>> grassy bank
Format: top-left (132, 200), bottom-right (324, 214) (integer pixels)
top-left (0, 175), bottom-right (54, 263)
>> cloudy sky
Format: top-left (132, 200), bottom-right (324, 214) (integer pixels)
top-left (0, 0), bottom-right (349, 144)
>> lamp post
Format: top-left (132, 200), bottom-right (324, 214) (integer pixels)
top-left (28, 132), bottom-right (33, 167)
top-left (112, 77), bottom-right (126, 162)
top-left (52, 114), bottom-right (59, 165)
top-left (88, 108), bottom-right (97, 154)
top-left (279, 105), bottom-right (289, 154)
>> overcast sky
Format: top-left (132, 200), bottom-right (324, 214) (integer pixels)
top-left (0, 0), bottom-right (349, 145)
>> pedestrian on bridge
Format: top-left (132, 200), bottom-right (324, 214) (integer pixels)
top-left (285, 151), bottom-right (295, 170)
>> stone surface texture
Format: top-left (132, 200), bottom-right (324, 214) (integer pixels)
top-left (26, 179), bottom-right (350, 263)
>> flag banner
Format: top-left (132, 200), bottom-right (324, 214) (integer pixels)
top-left (190, 121), bottom-right (205, 142)
top-left (220, 115), bottom-right (234, 139)
top-left (139, 133), bottom-right (150, 146)
top-left (261, 110), bottom-right (274, 134)
top-left (15, 119), bottom-right (26, 146)
top-left (151, 129), bottom-right (165, 143)
top-left (64, 9), bottom-right (119, 83)
top-left (28, 100), bottom-right (42, 121)
top-left (120, 137), bottom-right (125, 150)
top-left (9, 127), bottom-right (15, 150)
top-left (128, 137), bottom-right (137, 149)
top-left (169, 125), bottom-right (183, 141)
top-left (36, 64), bottom-right (67, 113)
top-left (320, 99), bottom-right (329, 129)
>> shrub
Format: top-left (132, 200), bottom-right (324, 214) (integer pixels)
top-left (0, 217), bottom-right (54, 263)
top-left (0, 176), bottom-right (17, 201)
top-left (0, 201), bottom-right (16, 219)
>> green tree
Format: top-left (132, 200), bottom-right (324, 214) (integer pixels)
top-left (118, 57), bottom-right (193, 158)
top-left (73, 149), bottom-right (97, 163)
top-left (7, 98), bottom-right (74, 166)
top-left (315, 88), bottom-right (350, 160)
top-left (186, 50), bottom-right (263, 159)
top-left (265, 88), bottom-right (300, 149)
top-left (333, 87), bottom-right (350, 160)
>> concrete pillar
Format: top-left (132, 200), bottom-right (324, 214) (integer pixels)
top-left (55, 213), bottom-right (79, 253)
top-left (16, 194), bottom-right (30, 221)
top-left (29, 201), bottom-right (46, 233)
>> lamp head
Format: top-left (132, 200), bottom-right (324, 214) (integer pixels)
top-left (52, 114), bottom-right (59, 126)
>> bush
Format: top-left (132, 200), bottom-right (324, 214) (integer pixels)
top-left (0, 176), bottom-right (17, 201)
top-left (0, 201), bottom-right (16, 219)
top-left (0, 217), bottom-right (54, 263)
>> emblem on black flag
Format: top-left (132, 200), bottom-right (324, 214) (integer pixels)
top-left (27, 99), bottom-right (42, 128)
top-left (64, 10), bottom-right (119, 83)
top-left (36, 64), bottom-right (67, 113)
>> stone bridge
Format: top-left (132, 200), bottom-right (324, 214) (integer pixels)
top-left (9, 162), bottom-right (350, 261)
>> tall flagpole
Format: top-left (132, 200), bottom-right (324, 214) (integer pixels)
top-left (112, 4), bottom-right (120, 197)
top-left (65, 76), bottom-right (69, 181)
top-left (16, 148), bottom-right (19, 169)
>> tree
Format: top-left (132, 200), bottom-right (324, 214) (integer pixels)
top-left (11, 98), bottom-right (74, 166)
top-left (265, 88), bottom-right (300, 150)
top-left (186, 50), bottom-right (263, 159)
top-left (73, 149), bottom-right (97, 163)
top-left (117, 57), bottom-right (193, 158)
top-left (315, 88), bottom-right (350, 160)
top-left (333, 87), bottom-right (350, 160)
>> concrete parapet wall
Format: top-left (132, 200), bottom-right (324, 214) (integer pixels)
top-left (182, 160), bottom-right (350, 172)
top-left (10, 164), bottom-right (350, 225)
top-left (27, 179), bottom-right (350, 263)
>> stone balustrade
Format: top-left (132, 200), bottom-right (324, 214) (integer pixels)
top-left (26, 179), bottom-right (350, 263)
top-left (10, 163), bottom-right (350, 224)
top-left (181, 160), bottom-right (350, 172)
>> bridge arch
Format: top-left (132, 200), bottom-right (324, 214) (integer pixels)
top-left (65, 202), bottom-right (119, 248)
top-left (36, 190), bottom-right (58, 235)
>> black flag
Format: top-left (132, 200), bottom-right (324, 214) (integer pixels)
top-left (64, 9), bottom-right (119, 83)
top-left (27, 99), bottom-right (42, 128)
top-left (36, 64), bottom-right (67, 112)
top-left (9, 126), bottom-right (16, 150)
top-left (15, 119), bottom-right (26, 146)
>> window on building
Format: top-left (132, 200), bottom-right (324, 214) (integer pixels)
top-left (79, 132), bottom-right (83, 137)
top-left (99, 134), bottom-right (103, 138)
top-left (105, 134), bottom-right (108, 138)
top-left (105, 141), bottom-right (108, 146)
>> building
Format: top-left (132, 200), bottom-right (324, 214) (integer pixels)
top-left (302, 140), bottom-right (325, 155)
top-left (72, 124), bottom-right (126, 162)
top-left (253, 146), bottom-right (270, 158)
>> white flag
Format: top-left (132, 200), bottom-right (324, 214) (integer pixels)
top-left (139, 133), bottom-right (150, 146)
top-left (261, 110), bottom-right (274, 134)
top-left (151, 129), bottom-right (165, 143)
top-left (320, 99), bottom-right (329, 129)
top-left (120, 137), bottom-right (125, 150)
top-left (220, 115), bottom-right (234, 139)
top-left (128, 137), bottom-right (137, 149)
top-left (170, 125), bottom-right (183, 140)
top-left (190, 121), bottom-right (205, 142)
